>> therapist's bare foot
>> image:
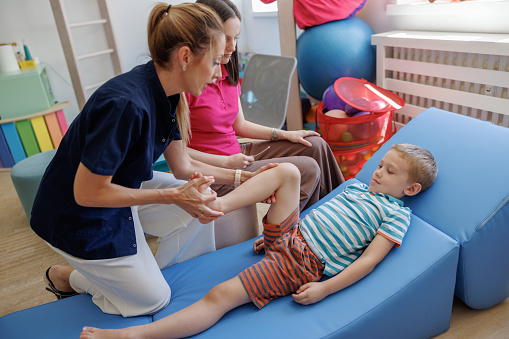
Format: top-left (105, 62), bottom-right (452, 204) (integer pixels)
top-left (47, 265), bottom-right (75, 292)
top-left (80, 326), bottom-right (141, 339)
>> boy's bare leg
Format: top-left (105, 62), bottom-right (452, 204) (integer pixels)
top-left (210, 163), bottom-right (301, 225)
top-left (80, 276), bottom-right (250, 339)
top-left (80, 164), bottom-right (301, 339)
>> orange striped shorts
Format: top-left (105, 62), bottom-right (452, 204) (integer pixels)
top-left (238, 208), bottom-right (325, 309)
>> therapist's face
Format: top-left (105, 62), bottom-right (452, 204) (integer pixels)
top-left (186, 35), bottom-right (225, 96)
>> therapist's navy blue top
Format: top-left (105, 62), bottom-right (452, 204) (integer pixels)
top-left (31, 61), bottom-right (181, 260)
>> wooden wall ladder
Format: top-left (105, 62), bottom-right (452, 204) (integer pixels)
top-left (49, 0), bottom-right (121, 110)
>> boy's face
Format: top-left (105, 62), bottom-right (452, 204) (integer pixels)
top-left (368, 149), bottom-right (420, 199)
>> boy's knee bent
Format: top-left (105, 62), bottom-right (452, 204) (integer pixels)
top-left (276, 162), bottom-right (301, 182)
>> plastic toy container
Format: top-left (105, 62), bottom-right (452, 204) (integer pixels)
top-left (315, 77), bottom-right (404, 179)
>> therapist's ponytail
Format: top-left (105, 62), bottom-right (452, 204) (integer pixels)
top-left (147, 2), bottom-right (223, 145)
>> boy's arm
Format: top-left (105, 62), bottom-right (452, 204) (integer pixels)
top-left (292, 235), bottom-right (395, 305)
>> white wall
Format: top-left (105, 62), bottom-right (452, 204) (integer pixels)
top-left (237, 0), bottom-right (509, 71)
top-left (1, 0), bottom-right (507, 123)
top-left (0, 0), bottom-right (187, 122)
top-left (358, 0), bottom-right (509, 34)
top-left (239, 0), bottom-right (280, 54)
top-left (357, 0), bottom-right (397, 33)
top-left (1, 0), bottom-right (79, 121)
top-left (0, 0), bottom-right (261, 122)
top-left (0, 0), bottom-right (278, 123)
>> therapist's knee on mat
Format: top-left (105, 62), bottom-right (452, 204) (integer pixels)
top-left (148, 288), bottom-right (172, 316)
top-left (131, 281), bottom-right (172, 317)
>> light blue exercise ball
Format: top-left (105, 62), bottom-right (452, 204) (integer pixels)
top-left (297, 17), bottom-right (376, 100)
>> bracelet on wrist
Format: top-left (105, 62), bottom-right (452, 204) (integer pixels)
top-left (234, 169), bottom-right (242, 188)
top-left (271, 127), bottom-right (279, 141)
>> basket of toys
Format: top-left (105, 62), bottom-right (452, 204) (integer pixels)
top-left (315, 77), bottom-right (404, 178)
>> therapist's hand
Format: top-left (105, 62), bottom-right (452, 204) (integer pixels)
top-left (173, 173), bottom-right (223, 222)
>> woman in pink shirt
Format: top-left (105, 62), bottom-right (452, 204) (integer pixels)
top-left (186, 0), bottom-right (343, 212)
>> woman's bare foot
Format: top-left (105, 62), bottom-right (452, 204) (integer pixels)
top-left (80, 326), bottom-right (138, 339)
top-left (47, 265), bottom-right (75, 292)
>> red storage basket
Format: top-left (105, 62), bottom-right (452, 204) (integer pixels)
top-left (316, 101), bottom-right (393, 153)
top-left (315, 77), bottom-right (404, 179)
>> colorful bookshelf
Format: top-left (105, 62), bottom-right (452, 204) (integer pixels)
top-left (44, 112), bottom-right (63, 148)
top-left (0, 101), bottom-right (70, 169)
top-left (0, 126), bottom-right (15, 168)
top-left (1, 122), bottom-right (26, 164)
top-left (15, 119), bottom-right (41, 157)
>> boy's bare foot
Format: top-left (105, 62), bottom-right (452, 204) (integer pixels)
top-left (80, 326), bottom-right (136, 339)
top-left (196, 180), bottom-right (224, 222)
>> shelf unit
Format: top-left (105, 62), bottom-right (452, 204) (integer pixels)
top-left (0, 101), bottom-right (70, 171)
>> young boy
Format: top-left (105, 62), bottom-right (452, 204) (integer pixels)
top-left (80, 143), bottom-right (437, 339)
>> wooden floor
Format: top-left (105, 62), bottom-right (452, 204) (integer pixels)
top-left (1, 170), bottom-right (508, 338)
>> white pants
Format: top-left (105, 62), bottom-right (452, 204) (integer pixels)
top-left (138, 171), bottom-right (215, 270)
top-left (49, 171), bottom-right (215, 317)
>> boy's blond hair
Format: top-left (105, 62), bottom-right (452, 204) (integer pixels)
top-left (390, 144), bottom-right (438, 191)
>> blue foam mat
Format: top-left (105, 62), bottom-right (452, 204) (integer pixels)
top-left (0, 294), bottom-right (151, 339)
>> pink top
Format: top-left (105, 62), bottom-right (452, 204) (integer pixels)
top-left (186, 64), bottom-right (242, 156)
top-left (260, 0), bottom-right (366, 29)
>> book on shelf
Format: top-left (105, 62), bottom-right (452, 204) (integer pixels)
top-left (30, 115), bottom-right (54, 152)
top-left (15, 119), bottom-right (40, 157)
top-left (56, 110), bottom-right (68, 135)
top-left (0, 122), bottom-right (26, 164)
top-left (0, 102), bottom-right (70, 167)
top-left (44, 112), bottom-right (63, 148)
top-left (0, 127), bottom-right (15, 168)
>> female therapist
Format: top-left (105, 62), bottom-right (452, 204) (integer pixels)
top-left (31, 2), bottom-right (274, 317)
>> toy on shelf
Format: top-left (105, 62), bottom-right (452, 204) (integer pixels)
top-left (0, 43), bottom-right (20, 73)
top-left (316, 77), bottom-right (404, 179)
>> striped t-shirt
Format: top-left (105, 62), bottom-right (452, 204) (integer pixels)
top-left (299, 183), bottom-right (411, 276)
